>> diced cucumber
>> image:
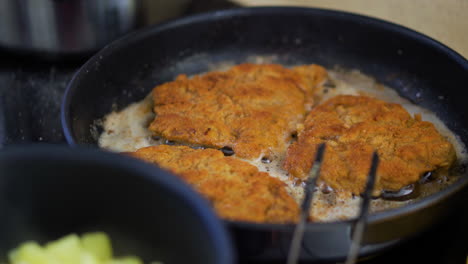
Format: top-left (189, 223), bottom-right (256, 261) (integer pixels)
top-left (6, 233), bottom-right (157, 264)
top-left (81, 232), bottom-right (113, 261)
top-left (8, 241), bottom-right (58, 264)
top-left (107, 256), bottom-right (143, 264)
top-left (80, 251), bottom-right (100, 264)
top-left (45, 234), bottom-right (82, 264)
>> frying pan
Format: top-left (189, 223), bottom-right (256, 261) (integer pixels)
top-left (61, 7), bottom-right (468, 262)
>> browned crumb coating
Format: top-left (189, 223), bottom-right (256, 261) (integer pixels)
top-left (149, 63), bottom-right (327, 159)
top-left (284, 95), bottom-right (456, 194)
top-left (130, 145), bottom-right (299, 223)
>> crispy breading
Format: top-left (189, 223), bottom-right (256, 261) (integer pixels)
top-left (148, 63), bottom-right (327, 160)
top-left (284, 95), bottom-right (456, 194)
top-left (130, 145), bottom-right (299, 223)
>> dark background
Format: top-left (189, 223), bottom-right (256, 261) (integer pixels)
top-left (0, 0), bottom-right (466, 263)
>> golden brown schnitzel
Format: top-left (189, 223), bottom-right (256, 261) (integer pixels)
top-left (284, 95), bottom-right (456, 194)
top-left (148, 63), bottom-right (327, 160)
top-left (129, 145), bottom-right (299, 223)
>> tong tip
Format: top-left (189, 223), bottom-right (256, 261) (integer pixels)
top-left (315, 143), bottom-right (326, 163)
top-left (363, 151), bottom-right (379, 198)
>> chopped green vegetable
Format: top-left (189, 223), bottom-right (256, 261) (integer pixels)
top-left (80, 252), bottom-right (100, 264)
top-left (45, 234), bottom-right (81, 264)
top-left (81, 232), bottom-right (113, 261)
top-left (6, 232), bottom-right (156, 264)
top-left (9, 241), bottom-right (58, 264)
top-left (107, 256), bottom-right (143, 264)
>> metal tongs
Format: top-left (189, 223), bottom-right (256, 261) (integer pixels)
top-left (287, 144), bottom-right (379, 264)
top-left (287, 143), bottom-right (326, 264)
top-left (345, 152), bottom-right (379, 264)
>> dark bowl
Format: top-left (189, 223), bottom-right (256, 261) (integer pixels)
top-left (60, 7), bottom-right (468, 262)
top-left (0, 145), bottom-right (234, 264)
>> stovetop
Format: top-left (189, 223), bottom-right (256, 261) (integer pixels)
top-left (0, 1), bottom-right (466, 264)
top-left (0, 53), bottom-right (80, 145)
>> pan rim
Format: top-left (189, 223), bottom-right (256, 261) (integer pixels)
top-left (61, 6), bottom-right (468, 230)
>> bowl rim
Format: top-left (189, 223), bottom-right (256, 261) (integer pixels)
top-left (0, 144), bottom-right (235, 263)
top-left (61, 6), bottom-right (468, 231)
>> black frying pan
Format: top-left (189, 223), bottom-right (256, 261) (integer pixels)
top-left (61, 7), bottom-right (468, 262)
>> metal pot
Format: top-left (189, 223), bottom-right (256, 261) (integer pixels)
top-left (0, 0), bottom-right (191, 55)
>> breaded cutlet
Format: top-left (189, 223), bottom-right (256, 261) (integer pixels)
top-left (284, 95), bottom-right (456, 194)
top-left (130, 145), bottom-right (299, 223)
top-left (149, 63), bottom-right (327, 160)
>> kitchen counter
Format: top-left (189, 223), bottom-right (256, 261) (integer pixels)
top-left (232, 0), bottom-right (468, 59)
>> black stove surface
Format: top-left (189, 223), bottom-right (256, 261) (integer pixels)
top-left (0, 53), bottom-right (81, 145)
top-left (0, 1), bottom-right (466, 264)
top-left (2, 47), bottom-right (466, 264)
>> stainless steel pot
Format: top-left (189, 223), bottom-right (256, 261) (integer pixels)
top-left (0, 0), bottom-right (190, 55)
